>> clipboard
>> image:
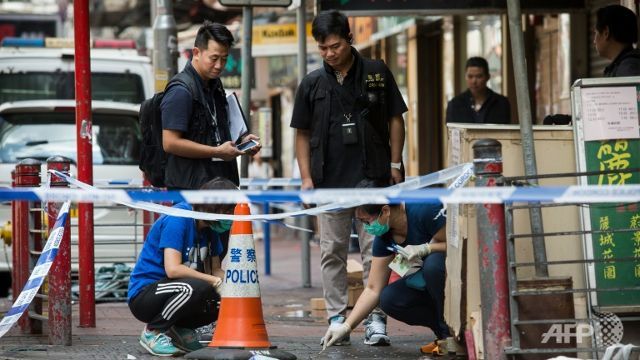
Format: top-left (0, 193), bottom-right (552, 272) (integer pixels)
top-left (227, 92), bottom-right (249, 143)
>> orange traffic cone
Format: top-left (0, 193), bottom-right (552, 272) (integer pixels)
top-left (209, 202), bottom-right (270, 348)
top-left (185, 203), bottom-right (296, 360)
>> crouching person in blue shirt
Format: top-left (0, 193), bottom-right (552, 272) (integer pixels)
top-left (322, 179), bottom-right (451, 355)
top-left (128, 177), bottom-right (237, 356)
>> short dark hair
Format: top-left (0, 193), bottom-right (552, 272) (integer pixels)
top-left (466, 57), bottom-right (490, 77)
top-left (355, 178), bottom-right (391, 216)
top-left (195, 21), bottom-right (234, 50)
top-left (596, 5), bottom-right (638, 45)
top-left (195, 177), bottom-right (238, 214)
top-left (311, 10), bottom-right (351, 43)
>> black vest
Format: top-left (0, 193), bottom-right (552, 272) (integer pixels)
top-left (164, 63), bottom-right (239, 189)
top-left (306, 55), bottom-right (391, 185)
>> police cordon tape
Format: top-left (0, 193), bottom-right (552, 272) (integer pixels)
top-left (3, 163), bottom-right (640, 220)
top-left (0, 201), bottom-right (71, 338)
top-left (92, 176), bottom-right (429, 188)
top-left (29, 163), bottom-right (474, 222)
top-left (91, 178), bottom-right (304, 188)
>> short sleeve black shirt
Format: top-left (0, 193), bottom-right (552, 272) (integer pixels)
top-left (290, 49), bottom-right (407, 188)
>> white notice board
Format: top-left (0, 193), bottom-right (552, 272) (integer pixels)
top-left (581, 86), bottom-right (639, 141)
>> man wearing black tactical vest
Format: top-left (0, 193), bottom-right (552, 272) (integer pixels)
top-left (160, 21), bottom-right (261, 259)
top-left (290, 10), bottom-right (407, 347)
top-left (161, 21), bottom-right (262, 191)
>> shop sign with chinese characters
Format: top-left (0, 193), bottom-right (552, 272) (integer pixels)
top-left (583, 85), bottom-right (640, 306)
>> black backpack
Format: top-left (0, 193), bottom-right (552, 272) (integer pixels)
top-left (138, 73), bottom-right (194, 187)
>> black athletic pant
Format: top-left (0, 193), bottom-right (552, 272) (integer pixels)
top-left (128, 277), bottom-right (220, 332)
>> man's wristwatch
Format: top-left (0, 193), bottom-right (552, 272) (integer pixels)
top-left (390, 162), bottom-right (402, 170)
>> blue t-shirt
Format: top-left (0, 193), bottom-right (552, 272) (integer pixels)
top-left (372, 203), bottom-right (446, 258)
top-left (127, 202), bottom-right (223, 301)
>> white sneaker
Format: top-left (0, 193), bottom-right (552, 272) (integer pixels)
top-left (364, 313), bottom-right (390, 346)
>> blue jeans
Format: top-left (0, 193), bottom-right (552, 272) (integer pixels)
top-left (379, 252), bottom-right (450, 339)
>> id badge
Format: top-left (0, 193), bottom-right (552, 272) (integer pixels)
top-left (341, 122), bottom-right (358, 145)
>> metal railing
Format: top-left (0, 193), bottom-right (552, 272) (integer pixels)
top-left (503, 169), bottom-right (640, 359)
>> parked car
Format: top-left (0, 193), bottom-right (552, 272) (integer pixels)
top-left (0, 100), bottom-right (145, 298)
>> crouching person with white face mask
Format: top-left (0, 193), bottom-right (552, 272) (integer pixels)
top-left (322, 179), bottom-right (451, 356)
top-left (128, 177), bottom-right (237, 357)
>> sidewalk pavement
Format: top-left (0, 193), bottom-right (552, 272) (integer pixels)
top-left (0, 232), bottom-right (443, 359)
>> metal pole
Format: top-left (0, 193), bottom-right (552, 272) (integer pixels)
top-left (262, 202), bottom-right (271, 275)
top-left (473, 139), bottom-right (511, 360)
top-left (152, 0), bottom-right (178, 92)
top-left (240, 6), bottom-right (253, 179)
top-left (74, 0), bottom-right (95, 327)
top-left (9, 169), bottom-right (16, 298)
top-left (297, 0), bottom-right (307, 81)
top-left (150, 0), bottom-right (157, 24)
top-left (505, 0), bottom-right (548, 277)
top-left (297, 0), bottom-right (311, 288)
top-left (301, 216), bottom-right (311, 288)
top-left (13, 159), bottom-right (41, 333)
top-left (47, 157), bottom-right (72, 345)
top-left (504, 205), bottom-right (521, 351)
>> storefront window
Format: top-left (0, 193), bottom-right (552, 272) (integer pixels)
top-left (534, 14), bottom-right (572, 122)
top-left (267, 53), bottom-right (322, 88)
top-left (466, 15), bottom-right (503, 93)
top-left (443, 17), bottom-right (455, 102)
top-left (385, 32), bottom-right (408, 89)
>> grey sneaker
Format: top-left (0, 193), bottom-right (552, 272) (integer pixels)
top-left (320, 315), bottom-right (351, 346)
top-left (364, 313), bottom-right (390, 346)
top-left (195, 322), bottom-right (215, 344)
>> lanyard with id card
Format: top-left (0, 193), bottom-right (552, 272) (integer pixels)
top-left (324, 70), bottom-right (362, 145)
top-left (332, 86), bottom-right (359, 145)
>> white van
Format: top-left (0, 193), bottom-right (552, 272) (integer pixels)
top-left (0, 38), bottom-right (153, 298)
top-left (0, 99), bottom-right (146, 298)
top-left (0, 37), bottom-right (153, 104)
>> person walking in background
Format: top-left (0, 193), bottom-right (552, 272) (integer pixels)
top-left (160, 21), bottom-right (260, 259)
top-left (248, 153), bottom-right (273, 181)
top-left (322, 179), bottom-right (450, 356)
top-left (290, 9), bottom-right (407, 347)
top-left (594, 4), bottom-right (640, 77)
top-left (127, 177), bottom-right (237, 357)
top-left (446, 56), bottom-right (511, 124)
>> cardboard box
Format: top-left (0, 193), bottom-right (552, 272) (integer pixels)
top-left (310, 297), bottom-right (326, 310)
